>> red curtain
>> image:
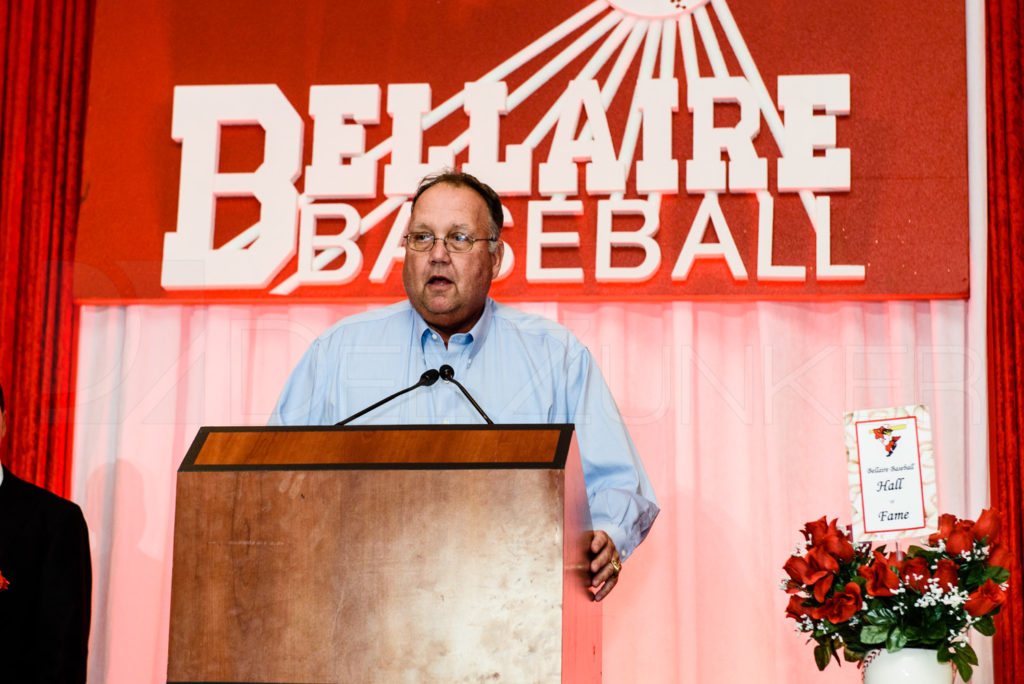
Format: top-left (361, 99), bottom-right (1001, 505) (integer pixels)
top-left (987, 0), bottom-right (1024, 682)
top-left (0, 0), bottom-right (93, 495)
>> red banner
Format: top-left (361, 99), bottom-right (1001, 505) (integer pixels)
top-left (74, 0), bottom-right (969, 303)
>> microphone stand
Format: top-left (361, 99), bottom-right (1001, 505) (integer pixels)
top-left (335, 369), bottom-right (441, 426)
top-left (439, 364), bottom-right (493, 424)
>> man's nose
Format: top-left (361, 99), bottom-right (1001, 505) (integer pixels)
top-left (429, 237), bottom-right (451, 260)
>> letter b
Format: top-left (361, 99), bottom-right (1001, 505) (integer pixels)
top-left (163, 85), bottom-right (302, 289)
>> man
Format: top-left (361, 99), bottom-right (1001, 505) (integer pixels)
top-left (271, 170), bottom-right (658, 600)
top-left (0, 382), bottom-right (92, 682)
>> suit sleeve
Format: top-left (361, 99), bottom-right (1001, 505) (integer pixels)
top-left (33, 502), bottom-right (92, 683)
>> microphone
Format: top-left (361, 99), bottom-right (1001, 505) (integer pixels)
top-left (335, 369), bottom-right (441, 426)
top-left (439, 364), bottom-right (493, 424)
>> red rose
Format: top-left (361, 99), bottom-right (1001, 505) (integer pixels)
top-left (785, 594), bottom-right (811, 620)
top-left (899, 556), bottom-right (932, 592)
top-left (0, 570), bottom-right (9, 592)
top-left (816, 582), bottom-right (863, 624)
top-left (784, 555), bottom-right (829, 588)
top-left (829, 535), bottom-right (856, 564)
top-left (812, 573), bottom-right (835, 603)
top-left (806, 544), bottom-right (840, 574)
top-left (803, 516), bottom-right (830, 543)
top-left (858, 551), bottom-right (901, 596)
top-left (784, 549), bottom-right (838, 603)
top-left (946, 522), bottom-right (974, 555)
top-left (971, 508), bottom-right (1000, 542)
top-left (933, 558), bottom-right (959, 593)
top-left (882, 550), bottom-right (904, 570)
top-left (965, 579), bottom-right (1006, 617)
top-left (928, 513), bottom-right (957, 546)
top-left (989, 544), bottom-right (1013, 570)
top-left (803, 517), bottom-right (855, 563)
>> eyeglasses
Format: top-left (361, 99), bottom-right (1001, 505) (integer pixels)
top-left (403, 231), bottom-right (498, 253)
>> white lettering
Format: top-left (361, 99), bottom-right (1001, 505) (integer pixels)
top-left (164, 84), bottom-right (301, 289)
top-left (296, 201), bottom-right (363, 284)
top-left (755, 192), bottom-right (805, 282)
top-left (595, 198), bottom-right (661, 282)
top-left (538, 79), bottom-right (624, 195)
top-left (777, 74), bottom-right (851, 192)
top-left (305, 84), bottom-right (381, 199)
top-left (525, 199), bottom-right (584, 283)
top-left (811, 196), bottom-right (865, 280)
top-left (383, 84), bottom-right (454, 196)
top-left (686, 77), bottom-right (767, 193)
top-left (635, 78), bottom-right (679, 194)
top-left (368, 201), bottom-right (412, 283)
top-left (672, 193), bottom-right (748, 281)
top-left (462, 81), bottom-right (531, 195)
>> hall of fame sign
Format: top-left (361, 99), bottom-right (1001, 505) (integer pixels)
top-left (844, 404), bottom-right (938, 542)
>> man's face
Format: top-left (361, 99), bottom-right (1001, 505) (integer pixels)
top-left (402, 182), bottom-right (503, 341)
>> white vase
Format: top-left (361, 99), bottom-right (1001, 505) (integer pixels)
top-left (862, 648), bottom-right (955, 684)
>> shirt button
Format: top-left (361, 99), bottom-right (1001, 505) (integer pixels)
top-left (443, 419), bottom-right (450, 425)
top-left (432, 334), bottom-right (438, 341)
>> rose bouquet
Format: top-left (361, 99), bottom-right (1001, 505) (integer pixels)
top-left (781, 510), bottom-right (1011, 681)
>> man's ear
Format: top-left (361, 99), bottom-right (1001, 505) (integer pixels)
top-left (490, 241), bottom-right (504, 279)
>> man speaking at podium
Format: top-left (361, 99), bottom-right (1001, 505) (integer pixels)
top-left (270, 170), bottom-right (658, 600)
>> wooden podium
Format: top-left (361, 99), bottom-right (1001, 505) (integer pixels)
top-left (167, 424), bottom-right (600, 684)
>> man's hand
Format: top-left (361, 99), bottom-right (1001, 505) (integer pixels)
top-left (589, 530), bottom-right (621, 602)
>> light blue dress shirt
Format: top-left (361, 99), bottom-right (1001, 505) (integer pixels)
top-left (270, 298), bottom-right (658, 560)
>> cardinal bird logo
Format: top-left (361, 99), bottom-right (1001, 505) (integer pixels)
top-left (871, 424), bottom-right (906, 457)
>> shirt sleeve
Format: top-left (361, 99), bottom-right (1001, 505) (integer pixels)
top-left (269, 337), bottom-right (330, 426)
top-left (568, 345), bottom-right (659, 562)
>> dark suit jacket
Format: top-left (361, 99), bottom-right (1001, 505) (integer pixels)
top-left (0, 466), bottom-right (91, 683)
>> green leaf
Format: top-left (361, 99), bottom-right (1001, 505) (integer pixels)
top-left (860, 624), bottom-right (889, 644)
top-left (964, 563), bottom-right (987, 587)
top-left (953, 653), bottom-right (974, 682)
top-left (843, 646), bottom-right (866, 663)
top-left (973, 615), bottom-right (996, 636)
top-left (986, 566), bottom-right (1011, 583)
top-left (937, 648), bottom-right (952, 663)
top-left (865, 604), bottom-right (898, 627)
top-left (814, 642), bottom-right (833, 671)
top-left (886, 626), bottom-right (908, 653)
top-left (956, 642), bottom-right (979, 666)
top-left (922, 620), bottom-right (948, 642)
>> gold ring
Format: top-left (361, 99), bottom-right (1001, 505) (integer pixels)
top-left (609, 557), bottom-right (621, 574)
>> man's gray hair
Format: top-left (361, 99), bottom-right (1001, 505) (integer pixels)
top-left (411, 169), bottom-right (504, 246)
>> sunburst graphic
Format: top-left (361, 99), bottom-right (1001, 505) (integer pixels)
top-left (269, 0), bottom-right (832, 294)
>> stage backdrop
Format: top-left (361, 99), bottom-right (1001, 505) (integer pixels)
top-left (68, 1), bottom-right (990, 683)
top-left (74, 0), bottom-right (968, 303)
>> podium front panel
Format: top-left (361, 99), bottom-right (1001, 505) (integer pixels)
top-left (167, 425), bottom-right (599, 684)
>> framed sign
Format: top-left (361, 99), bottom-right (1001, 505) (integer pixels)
top-left (845, 405), bottom-right (938, 542)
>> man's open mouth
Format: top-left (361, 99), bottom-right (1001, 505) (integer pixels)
top-left (428, 276), bottom-right (452, 286)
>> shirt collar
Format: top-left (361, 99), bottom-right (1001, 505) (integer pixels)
top-left (413, 298), bottom-right (494, 357)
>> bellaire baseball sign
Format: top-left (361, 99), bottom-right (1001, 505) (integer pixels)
top-left (74, 0), bottom-right (968, 303)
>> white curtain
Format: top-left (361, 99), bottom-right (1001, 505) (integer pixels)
top-left (70, 296), bottom-right (990, 683)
